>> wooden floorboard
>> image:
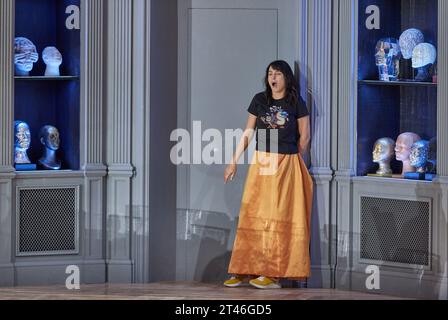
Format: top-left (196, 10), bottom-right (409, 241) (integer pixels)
top-left (0, 282), bottom-right (407, 300)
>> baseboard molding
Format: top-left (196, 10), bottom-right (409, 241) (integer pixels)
top-left (0, 264), bottom-right (14, 286)
top-left (106, 259), bottom-right (133, 283)
top-left (335, 268), bottom-right (448, 299)
top-left (308, 265), bottom-right (334, 288)
top-left (13, 260), bottom-right (106, 286)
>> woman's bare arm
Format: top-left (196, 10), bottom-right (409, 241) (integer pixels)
top-left (230, 114), bottom-right (257, 164)
top-left (298, 116), bottom-right (310, 157)
top-left (224, 114), bottom-right (257, 183)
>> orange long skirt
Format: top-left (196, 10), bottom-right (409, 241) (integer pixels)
top-left (228, 151), bottom-right (313, 279)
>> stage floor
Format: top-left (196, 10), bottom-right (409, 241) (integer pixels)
top-left (0, 282), bottom-right (406, 300)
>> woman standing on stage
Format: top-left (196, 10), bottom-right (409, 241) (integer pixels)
top-left (223, 60), bottom-right (313, 289)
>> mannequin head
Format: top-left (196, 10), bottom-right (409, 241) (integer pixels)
top-left (42, 46), bottom-right (63, 76)
top-left (410, 140), bottom-right (429, 173)
top-left (412, 43), bottom-right (437, 68)
top-left (14, 121), bottom-right (31, 164)
top-left (399, 28), bottom-right (424, 60)
top-left (14, 121), bottom-right (31, 150)
top-left (14, 37), bottom-right (39, 76)
top-left (372, 137), bottom-right (395, 175)
top-left (38, 125), bottom-right (61, 170)
top-left (395, 132), bottom-right (421, 175)
top-left (375, 38), bottom-right (401, 81)
top-left (395, 132), bottom-right (421, 161)
top-left (39, 125), bottom-right (60, 151)
top-left (373, 138), bottom-right (395, 163)
top-left (412, 43), bottom-right (437, 82)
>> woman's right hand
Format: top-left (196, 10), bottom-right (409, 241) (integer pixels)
top-left (224, 163), bottom-right (237, 184)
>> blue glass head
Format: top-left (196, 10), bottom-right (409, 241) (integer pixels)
top-left (409, 140), bottom-right (429, 172)
top-left (14, 37), bottom-right (39, 76)
top-left (375, 38), bottom-right (401, 81)
top-left (14, 121), bottom-right (31, 150)
top-left (14, 120), bottom-right (31, 164)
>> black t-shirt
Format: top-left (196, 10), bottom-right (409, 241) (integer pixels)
top-left (247, 92), bottom-right (309, 154)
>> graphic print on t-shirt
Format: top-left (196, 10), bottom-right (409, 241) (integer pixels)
top-left (260, 106), bottom-right (290, 129)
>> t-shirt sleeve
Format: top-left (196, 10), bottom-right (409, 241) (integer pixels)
top-left (247, 96), bottom-right (258, 116)
top-left (295, 96), bottom-right (309, 119)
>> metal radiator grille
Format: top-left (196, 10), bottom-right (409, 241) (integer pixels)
top-left (17, 187), bottom-right (78, 255)
top-left (360, 196), bottom-right (430, 266)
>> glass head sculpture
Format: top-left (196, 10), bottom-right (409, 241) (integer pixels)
top-left (14, 37), bottom-right (39, 76)
top-left (395, 132), bottom-right (421, 176)
top-left (42, 46), bottom-right (63, 77)
top-left (14, 121), bottom-right (32, 164)
top-left (412, 43), bottom-right (437, 82)
top-left (372, 137), bottom-right (395, 176)
top-left (38, 125), bottom-right (61, 170)
top-left (375, 38), bottom-right (401, 81)
top-left (399, 28), bottom-right (424, 60)
top-left (409, 140), bottom-right (429, 174)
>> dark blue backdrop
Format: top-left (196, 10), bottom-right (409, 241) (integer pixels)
top-left (15, 0), bottom-right (80, 170)
top-left (357, 0), bottom-right (438, 176)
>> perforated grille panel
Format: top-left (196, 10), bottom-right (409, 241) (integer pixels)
top-left (360, 196), bottom-right (430, 266)
top-left (17, 187), bottom-right (78, 255)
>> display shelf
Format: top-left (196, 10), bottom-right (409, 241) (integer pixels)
top-left (359, 80), bottom-right (437, 87)
top-left (356, 0), bottom-right (438, 177)
top-left (14, 0), bottom-right (80, 171)
top-left (15, 76), bottom-right (80, 81)
top-left (352, 175), bottom-right (437, 186)
top-left (15, 170), bottom-right (84, 179)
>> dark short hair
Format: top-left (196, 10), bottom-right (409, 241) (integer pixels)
top-left (264, 60), bottom-right (298, 106)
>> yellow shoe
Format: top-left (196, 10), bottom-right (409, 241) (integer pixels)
top-left (223, 276), bottom-right (243, 288)
top-left (249, 276), bottom-right (281, 289)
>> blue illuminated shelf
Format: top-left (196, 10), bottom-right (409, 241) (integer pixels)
top-left (15, 76), bottom-right (79, 81)
top-left (14, 0), bottom-right (81, 171)
top-left (359, 80), bottom-right (437, 87)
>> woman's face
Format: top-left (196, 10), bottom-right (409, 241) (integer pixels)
top-left (268, 67), bottom-right (286, 96)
